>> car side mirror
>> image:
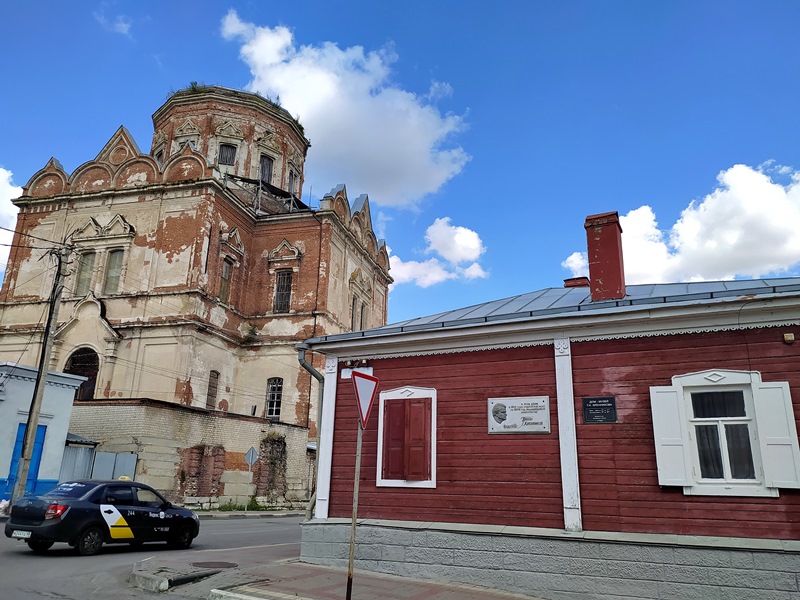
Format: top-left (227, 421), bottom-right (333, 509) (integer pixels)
top-left (161, 501), bottom-right (172, 510)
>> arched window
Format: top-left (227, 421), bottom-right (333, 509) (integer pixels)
top-left (206, 370), bottom-right (220, 410)
top-left (74, 252), bottom-right (96, 296)
top-left (64, 348), bottom-right (99, 400)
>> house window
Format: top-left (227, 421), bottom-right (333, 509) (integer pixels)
top-left (691, 391), bottom-right (755, 480)
top-left (102, 249), bottom-right (124, 295)
top-left (650, 369), bottom-right (800, 497)
top-left (154, 150), bottom-right (164, 165)
top-left (260, 155), bottom-right (274, 184)
top-left (206, 370), bottom-right (219, 410)
top-left (266, 377), bottom-right (283, 419)
top-left (376, 386), bottom-right (437, 488)
top-left (219, 259), bottom-right (233, 304)
top-left (360, 304), bottom-right (367, 330)
top-left (74, 252), bottom-right (96, 296)
top-left (219, 143), bottom-right (237, 166)
top-left (273, 270), bottom-right (292, 313)
top-left (288, 170), bottom-right (296, 194)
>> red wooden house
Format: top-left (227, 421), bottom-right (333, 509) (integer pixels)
top-left (299, 212), bottom-right (800, 600)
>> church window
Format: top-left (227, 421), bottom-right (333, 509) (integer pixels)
top-left (74, 252), bottom-right (96, 296)
top-left (65, 348), bottom-right (100, 400)
top-left (102, 249), bottom-right (124, 295)
top-left (266, 377), bottom-right (283, 419)
top-left (260, 155), bottom-right (274, 184)
top-left (219, 143), bottom-right (237, 166)
top-left (274, 270), bottom-right (292, 313)
top-left (219, 258), bottom-right (234, 304)
top-left (206, 370), bottom-right (220, 410)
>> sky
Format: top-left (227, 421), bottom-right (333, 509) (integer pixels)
top-left (1, 1), bottom-right (800, 324)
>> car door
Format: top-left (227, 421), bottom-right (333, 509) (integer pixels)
top-left (100, 485), bottom-right (139, 541)
top-left (133, 486), bottom-right (170, 541)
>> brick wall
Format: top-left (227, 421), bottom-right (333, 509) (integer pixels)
top-left (69, 399), bottom-right (312, 506)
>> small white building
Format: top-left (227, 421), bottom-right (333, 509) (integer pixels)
top-left (0, 363), bottom-right (85, 500)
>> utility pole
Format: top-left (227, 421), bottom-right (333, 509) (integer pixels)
top-left (11, 244), bottom-right (71, 504)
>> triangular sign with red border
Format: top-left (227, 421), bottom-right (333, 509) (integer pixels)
top-left (352, 371), bottom-right (379, 429)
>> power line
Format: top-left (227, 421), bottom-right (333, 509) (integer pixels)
top-left (0, 225), bottom-right (65, 246)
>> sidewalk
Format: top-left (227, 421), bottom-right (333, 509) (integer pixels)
top-left (205, 561), bottom-right (541, 600)
top-left (131, 511), bottom-right (544, 600)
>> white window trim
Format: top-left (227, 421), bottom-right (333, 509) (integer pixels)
top-left (376, 385), bottom-right (437, 489)
top-left (650, 369), bottom-right (800, 497)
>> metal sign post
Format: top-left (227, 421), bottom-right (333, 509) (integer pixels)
top-left (346, 371), bottom-right (379, 600)
top-left (244, 446), bottom-right (259, 514)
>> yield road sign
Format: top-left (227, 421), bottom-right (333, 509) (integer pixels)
top-left (244, 446), bottom-right (259, 467)
top-left (351, 371), bottom-right (379, 429)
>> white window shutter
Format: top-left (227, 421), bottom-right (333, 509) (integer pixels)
top-left (753, 381), bottom-right (800, 488)
top-left (649, 385), bottom-right (691, 486)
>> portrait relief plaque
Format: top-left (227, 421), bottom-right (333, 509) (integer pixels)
top-left (488, 396), bottom-right (550, 434)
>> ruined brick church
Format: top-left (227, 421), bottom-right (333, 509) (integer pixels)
top-left (0, 85), bottom-right (391, 505)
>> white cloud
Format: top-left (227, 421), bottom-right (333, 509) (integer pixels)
top-left (93, 8), bottom-right (133, 37)
top-left (461, 263), bottom-right (488, 280)
top-left (221, 11), bottom-right (469, 207)
top-left (389, 255), bottom-right (455, 288)
top-left (563, 163), bottom-right (800, 284)
top-left (389, 218), bottom-right (488, 289)
top-left (0, 168), bottom-right (22, 271)
top-left (425, 217), bottom-right (485, 264)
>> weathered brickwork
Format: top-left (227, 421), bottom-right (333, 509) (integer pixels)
top-left (0, 84), bottom-right (391, 500)
top-left (70, 399), bottom-right (312, 506)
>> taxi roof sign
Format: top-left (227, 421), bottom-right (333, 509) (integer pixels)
top-left (351, 371), bottom-right (379, 429)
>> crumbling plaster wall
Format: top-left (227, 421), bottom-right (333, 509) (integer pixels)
top-left (69, 399), bottom-right (312, 505)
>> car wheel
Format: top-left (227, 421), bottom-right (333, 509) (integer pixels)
top-left (27, 540), bottom-right (54, 553)
top-left (168, 526), bottom-right (194, 550)
top-left (75, 526), bottom-right (104, 556)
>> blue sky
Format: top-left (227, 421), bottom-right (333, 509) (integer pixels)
top-left (2, 1), bottom-right (800, 323)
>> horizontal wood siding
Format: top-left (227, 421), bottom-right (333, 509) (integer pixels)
top-left (572, 326), bottom-right (800, 539)
top-left (329, 346), bottom-right (563, 527)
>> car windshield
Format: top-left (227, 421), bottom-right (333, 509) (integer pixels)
top-left (46, 482), bottom-right (97, 498)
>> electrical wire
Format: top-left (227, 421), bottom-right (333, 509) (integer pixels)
top-left (0, 225), bottom-right (65, 246)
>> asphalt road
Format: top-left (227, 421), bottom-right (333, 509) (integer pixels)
top-left (0, 516), bottom-right (303, 600)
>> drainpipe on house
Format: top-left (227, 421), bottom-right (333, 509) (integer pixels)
top-left (297, 342), bottom-right (324, 520)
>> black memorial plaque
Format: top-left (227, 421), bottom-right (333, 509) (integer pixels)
top-left (582, 396), bottom-right (617, 424)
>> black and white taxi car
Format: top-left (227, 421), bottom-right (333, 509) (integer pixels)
top-left (4, 480), bottom-right (199, 555)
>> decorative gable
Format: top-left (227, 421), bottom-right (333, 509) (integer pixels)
top-left (94, 126), bottom-right (143, 166)
top-left (69, 214), bottom-right (135, 241)
top-left (268, 239), bottom-right (301, 263)
top-left (350, 267), bottom-right (373, 295)
top-left (215, 121), bottom-right (244, 139)
top-left (221, 227), bottom-right (245, 256)
top-left (175, 120), bottom-right (200, 137)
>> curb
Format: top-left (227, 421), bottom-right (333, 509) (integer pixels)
top-left (129, 562), bottom-right (222, 592)
top-left (208, 590), bottom-right (266, 600)
top-left (197, 511), bottom-right (304, 520)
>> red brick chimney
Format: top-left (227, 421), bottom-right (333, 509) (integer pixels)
top-left (584, 211), bottom-right (626, 301)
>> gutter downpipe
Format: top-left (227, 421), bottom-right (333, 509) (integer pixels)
top-left (297, 342), bottom-right (325, 520)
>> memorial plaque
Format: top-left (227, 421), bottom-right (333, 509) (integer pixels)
top-left (488, 397), bottom-right (550, 434)
top-left (582, 396), bottom-right (617, 424)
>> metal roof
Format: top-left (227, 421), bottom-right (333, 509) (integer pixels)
top-left (306, 277), bottom-right (800, 345)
